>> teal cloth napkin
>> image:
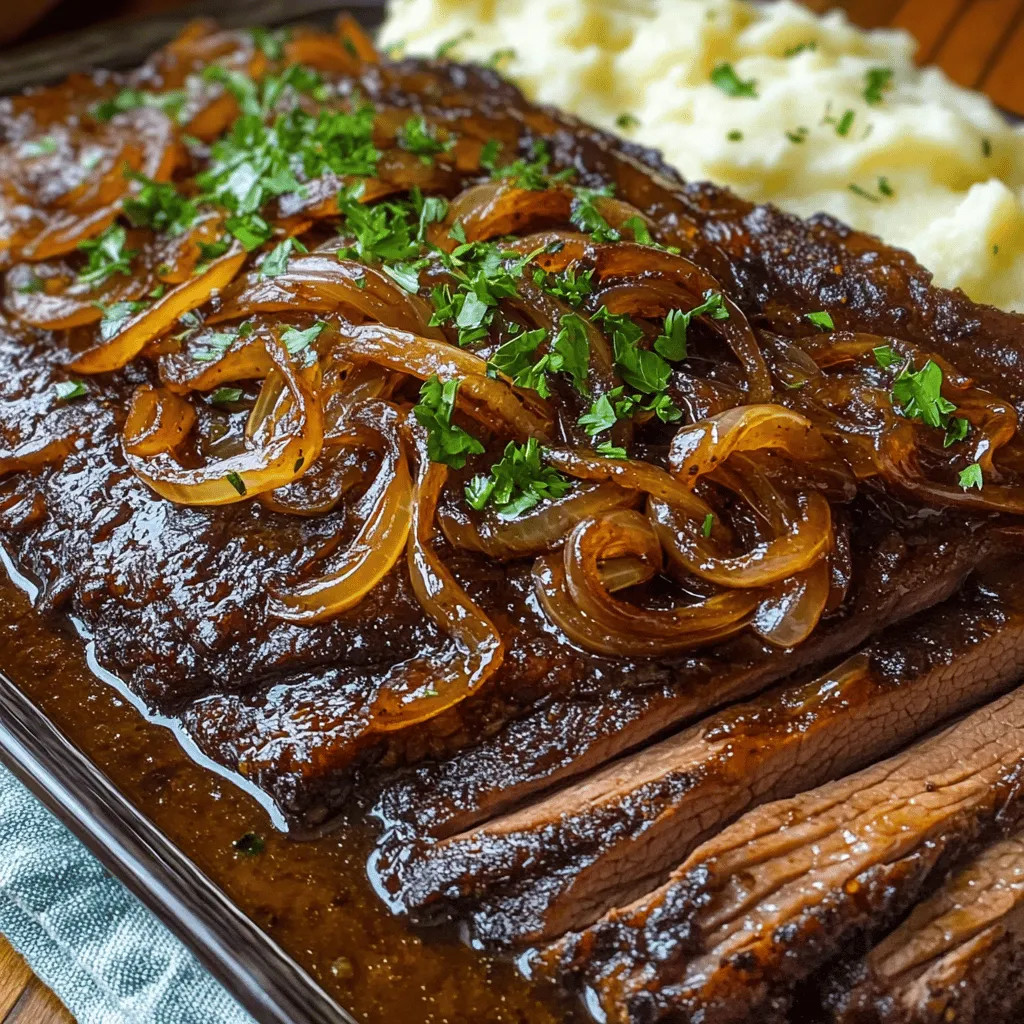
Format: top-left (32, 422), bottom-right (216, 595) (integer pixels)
top-left (0, 762), bottom-right (256, 1024)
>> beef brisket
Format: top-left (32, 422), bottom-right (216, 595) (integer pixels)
top-left (824, 831), bottom-right (1024, 1024)
top-left (389, 570), bottom-right (1024, 947)
top-left (542, 685), bottom-right (1024, 1024)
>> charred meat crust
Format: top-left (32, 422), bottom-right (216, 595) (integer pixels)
top-left (388, 570), bottom-right (1024, 948)
top-left (543, 688), bottom-right (1024, 1024)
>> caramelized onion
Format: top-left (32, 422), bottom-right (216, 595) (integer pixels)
top-left (368, 431), bottom-right (504, 730)
top-left (126, 326), bottom-right (323, 504)
top-left (71, 240), bottom-right (245, 374)
top-left (270, 402), bottom-right (411, 620)
top-left (534, 510), bottom-right (758, 657)
top-left (124, 385), bottom-right (197, 456)
top-left (752, 556), bottom-right (831, 647)
top-left (329, 321), bottom-right (554, 441)
top-left (439, 482), bottom-right (639, 559)
top-left (211, 254), bottom-right (442, 338)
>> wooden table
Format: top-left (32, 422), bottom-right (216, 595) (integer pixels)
top-left (1, 0), bottom-right (1022, 1019)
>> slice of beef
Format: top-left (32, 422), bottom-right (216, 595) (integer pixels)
top-left (390, 569), bottom-right (1024, 948)
top-left (371, 508), bottom-right (1003, 850)
top-left (823, 831), bottom-right (1024, 1024)
top-left (541, 685), bottom-right (1024, 1024)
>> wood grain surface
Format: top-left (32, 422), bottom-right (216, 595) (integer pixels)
top-left (0, 0), bottom-right (1021, 1020)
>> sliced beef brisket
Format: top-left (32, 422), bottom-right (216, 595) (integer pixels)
top-left (824, 831), bottom-right (1024, 1024)
top-left (542, 685), bottom-right (1024, 1024)
top-left (388, 569), bottom-right (1024, 947)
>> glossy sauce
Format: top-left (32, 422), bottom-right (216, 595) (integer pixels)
top-left (0, 558), bottom-right (581, 1024)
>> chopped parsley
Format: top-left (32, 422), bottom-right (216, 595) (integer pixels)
top-left (336, 189), bottom-right (421, 263)
top-left (959, 463), bottom-right (983, 491)
top-left (804, 310), bottom-right (834, 331)
top-left (192, 331), bottom-right (238, 362)
top-left (123, 172), bottom-right (198, 236)
top-left (281, 321), bottom-right (326, 356)
top-left (872, 344), bottom-right (898, 369)
top-left (77, 224), bottom-right (137, 286)
top-left (412, 375), bottom-right (485, 468)
top-left (982, 137), bottom-right (992, 158)
top-left (727, 130), bottom-right (744, 142)
top-left (877, 176), bottom-right (895, 197)
top-left (570, 185), bottom-right (620, 242)
top-left (578, 385), bottom-right (681, 437)
top-left (382, 259), bottom-right (428, 293)
top-left (251, 26), bottom-right (286, 61)
top-left (616, 113), bottom-right (640, 130)
top-left (784, 40), bottom-right (817, 57)
top-left (465, 437), bottom-right (572, 517)
top-left (196, 82), bottom-right (380, 251)
top-left (863, 67), bottom-right (893, 105)
top-left (428, 241), bottom-right (535, 347)
top-left (533, 266), bottom-right (594, 307)
top-left (93, 87), bottom-right (187, 124)
top-left (211, 387), bottom-right (244, 405)
top-left (96, 299), bottom-right (147, 341)
top-left (702, 512), bottom-right (714, 537)
top-left (594, 307), bottom-right (670, 394)
top-left (53, 380), bottom-right (88, 401)
top-left (436, 31), bottom-right (473, 58)
top-left (260, 236), bottom-right (308, 278)
top-left (596, 442), bottom-right (628, 459)
top-left (710, 63), bottom-right (758, 98)
top-left (15, 274), bottom-right (43, 294)
top-left (196, 238), bottom-right (231, 267)
top-left (18, 136), bottom-right (58, 158)
top-left (226, 471), bottom-right (247, 496)
top-left (653, 291), bottom-right (728, 361)
top-left (890, 359), bottom-right (957, 430)
top-left (415, 193), bottom-right (449, 241)
top-left (485, 48), bottom-right (517, 69)
top-left (848, 182), bottom-right (880, 203)
top-left (397, 115), bottom-right (453, 163)
top-left (944, 414), bottom-right (970, 448)
top-left (489, 139), bottom-right (574, 192)
top-left (487, 327), bottom-right (547, 380)
top-left (786, 126), bottom-right (809, 144)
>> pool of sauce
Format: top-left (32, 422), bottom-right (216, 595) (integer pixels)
top-left (0, 558), bottom-right (581, 1024)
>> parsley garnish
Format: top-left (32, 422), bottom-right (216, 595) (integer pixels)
top-left (436, 31), bottom-right (473, 58)
top-left (594, 307), bottom-right (670, 394)
top-left (702, 512), bottom-right (715, 537)
top-left (805, 311), bottom-right (834, 331)
top-left (490, 139), bottom-right (573, 192)
top-left (570, 185), bottom-right (619, 242)
top-left (616, 113), bottom-right (640, 130)
top-left (578, 386), bottom-right (681, 437)
top-left (485, 47), bottom-right (516, 69)
top-left (786, 126), bottom-right (809, 143)
top-left (877, 176), bottom-right (894, 197)
top-left (873, 344), bottom-right (898, 368)
top-left (596, 442), bottom-right (628, 459)
top-left (412, 376), bottom-right (485, 468)
top-left (251, 27), bottom-right (285, 61)
top-left (211, 387), bottom-right (244, 405)
top-left (15, 275), bottom-right (43, 294)
top-left (982, 137), bottom-right (992, 158)
top-left (281, 322), bottom-right (326, 356)
top-left (192, 331), bottom-right (237, 362)
top-left (710, 63), bottom-right (758, 98)
top-left (77, 224), bottom-right (137, 286)
top-left (397, 115), bottom-right (453, 163)
top-left (784, 40), bottom-right (817, 57)
top-left (196, 239), bottom-right (231, 267)
top-left (96, 299), bottom-right (147, 341)
top-left (959, 463), bottom-right (983, 491)
top-left (260, 236), bottom-right (308, 278)
top-left (863, 67), bottom-right (893, 105)
top-left (834, 109), bottom-right (855, 136)
top-left (487, 327), bottom-right (547, 380)
top-left (533, 266), bottom-right (594, 307)
top-left (93, 87), bottom-right (187, 124)
top-left (653, 292), bottom-right (728, 361)
top-left (848, 182), bottom-right (880, 203)
top-left (726, 130), bottom-right (743, 142)
top-left (382, 259), bottom-right (428, 293)
top-left (944, 415), bottom-right (970, 448)
top-left (54, 380), bottom-right (87, 401)
top-left (18, 136), bottom-right (58, 158)
top-left (336, 189), bottom-right (421, 263)
top-left (415, 193), bottom-right (449, 241)
top-left (123, 172), bottom-right (198, 236)
top-left (226, 471), bottom-right (247, 496)
top-left (465, 438), bottom-right (571, 517)
top-left (890, 360), bottom-right (956, 429)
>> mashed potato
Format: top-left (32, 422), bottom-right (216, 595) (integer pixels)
top-left (380, 0), bottom-right (1024, 312)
